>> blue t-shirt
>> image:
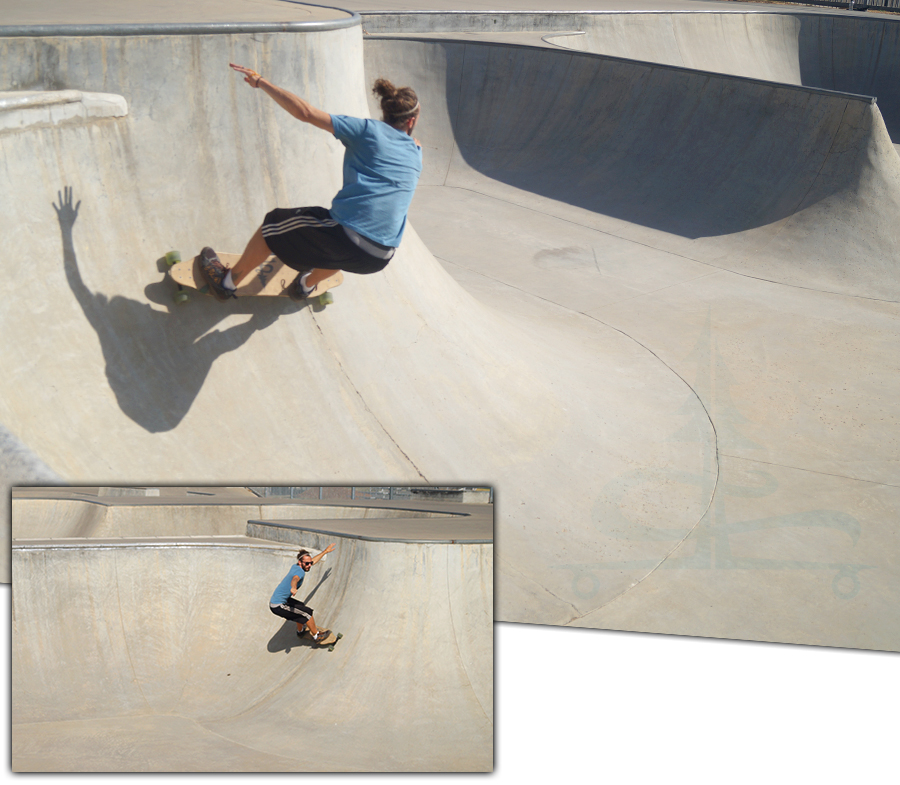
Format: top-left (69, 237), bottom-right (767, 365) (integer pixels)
top-left (270, 564), bottom-right (305, 605)
top-left (329, 114), bottom-right (423, 248)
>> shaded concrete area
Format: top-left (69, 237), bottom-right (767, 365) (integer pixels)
top-left (2, 2), bottom-right (898, 651)
top-left (11, 491), bottom-right (493, 771)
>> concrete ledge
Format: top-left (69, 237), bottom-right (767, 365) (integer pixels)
top-left (0, 90), bottom-right (127, 130)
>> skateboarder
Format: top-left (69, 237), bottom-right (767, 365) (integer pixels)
top-left (269, 545), bottom-right (336, 643)
top-left (200, 63), bottom-right (423, 301)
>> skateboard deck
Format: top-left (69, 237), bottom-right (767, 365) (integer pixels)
top-left (165, 250), bottom-right (343, 305)
top-left (315, 631), bottom-right (343, 652)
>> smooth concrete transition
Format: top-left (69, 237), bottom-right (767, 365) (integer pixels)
top-left (2, 3), bottom-right (899, 651)
top-left (12, 503), bottom-right (493, 771)
top-left (362, 9), bottom-right (900, 649)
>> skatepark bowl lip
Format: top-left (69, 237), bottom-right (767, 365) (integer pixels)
top-left (12, 530), bottom-right (494, 772)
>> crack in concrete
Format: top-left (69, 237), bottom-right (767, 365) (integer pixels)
top-left (497, 553), bottom-right (580, 619)
top-left (309, 315), bottom-right (428, 481)
top-left (437, 257), bottom-right (722, 622)
top-left (719, 452), bottom-right (900, 489)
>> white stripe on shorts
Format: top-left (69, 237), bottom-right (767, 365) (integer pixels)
top-left (263, 213), bottom-right (338, 238)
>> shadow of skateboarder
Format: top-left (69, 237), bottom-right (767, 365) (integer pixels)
top-left (53, 186), bottom-right (284, 432)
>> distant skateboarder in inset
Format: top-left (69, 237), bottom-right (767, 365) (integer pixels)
top-left (269, 545), bottom-right (336, 643)
top-left (200, 63), bottom-right (423, 301)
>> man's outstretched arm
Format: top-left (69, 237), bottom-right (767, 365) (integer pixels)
top-left (230, 63), bottom-right (334, 133)
top-left (311, 544), bottom-right (336, 566)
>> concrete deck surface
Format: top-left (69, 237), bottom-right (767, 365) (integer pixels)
top-left (2, 1), bottom-right (898, 653)
top-left (0, 0), bottom-right (350, 26)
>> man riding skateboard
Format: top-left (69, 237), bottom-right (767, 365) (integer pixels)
top-left (269, 545), bottom-right (336, 644)
top-left (200, 63), bottom-right (423, 301)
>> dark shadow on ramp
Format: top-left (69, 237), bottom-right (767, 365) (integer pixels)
top-left (54, 187), bottom-right (288, 432)
top-left (424, 41), bottom-right (880, 240)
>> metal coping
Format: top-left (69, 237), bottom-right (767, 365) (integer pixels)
top-left (357, 8), bottom-right (894, 17)
top-left (0, 7), bottom-right (360, 38)
top-left (247, 520), bottom-right (493, 545)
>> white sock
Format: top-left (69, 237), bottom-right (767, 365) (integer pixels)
top-left (223, 271), bottom-right (236, 291)
top-left (300, 272), bottom-right (313, 293)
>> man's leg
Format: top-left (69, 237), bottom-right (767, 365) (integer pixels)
top-left (302, 615), bottom-right (332, 641)
top-left (300, 616), bottom-right (319, 636)
top-left (234, 230), bottom-right (333, 295)
top-left (301, 268), bottom-right (336, 292)
top-left (229, 225), bottom-right (272, 287)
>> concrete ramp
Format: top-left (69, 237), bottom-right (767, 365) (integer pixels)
top-left (4, 7), bottom-right (900, 651)
top-left (0, 23), bottom-right (540, 561)
top-left (544, 11), bottom-right (900, 143)
top-left (366, 34), bottom-right (900, 298)
top-left (0, 17), bottom-right (708, 635)
top-left (12, 529), bottom-right (493, 771)
top-left (364, 21), bottom-right (900, 648)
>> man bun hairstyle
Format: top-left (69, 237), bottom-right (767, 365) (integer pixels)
top-left (373, 78), bottom-right (419, 128)
top-left (297, 549), bottom-right (310, 561)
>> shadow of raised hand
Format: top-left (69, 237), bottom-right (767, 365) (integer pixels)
top-left (54, 186), bottom-right (289, 433)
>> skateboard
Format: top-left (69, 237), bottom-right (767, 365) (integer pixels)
top-left (164, 250), bottom-right (343, 306)
top-left (314, 630), bottom-right (343, 652)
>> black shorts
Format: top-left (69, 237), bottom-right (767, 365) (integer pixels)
top-left (262, 206), bottom-right (392, 275)
top-left (269, 597), bottom-right (314, 624)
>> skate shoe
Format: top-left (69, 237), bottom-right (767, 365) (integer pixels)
top-left (311, 629), bottom-right (334, 644)
top-left (199, 247), bottom-right (236, 301)
top-left (288, 271), bottom-right (314, 302)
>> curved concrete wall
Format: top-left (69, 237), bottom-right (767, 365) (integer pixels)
top-left (362, 26), bottom-right (900, 647)
top-left (5, 11), bottom-right (897, 651)
top-left (362, 10), bottom-right (900, 140)
top-left (365, 36), bottom-right (900, 298)
top-left (547, 12), bottom-right (900, 141)
top-left (1, 21), bottom-right (706, 637)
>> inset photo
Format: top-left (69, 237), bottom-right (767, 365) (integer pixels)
top-left (12, 485), bottom-right (493, 773)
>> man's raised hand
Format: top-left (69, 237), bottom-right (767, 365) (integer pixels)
top-left (229, 63), bottom-right (262, 87)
